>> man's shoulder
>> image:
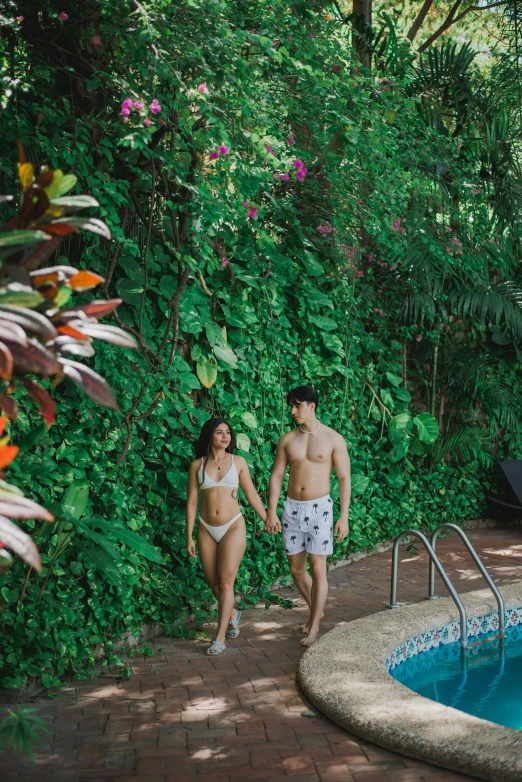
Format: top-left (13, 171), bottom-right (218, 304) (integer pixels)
top-left (321, 425), bottom-right (347, 445)
top-left (278, 429), bottom-right (299, 446)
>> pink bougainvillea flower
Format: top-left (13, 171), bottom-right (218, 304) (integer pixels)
top-left (265, 144), bottom-right (272, 153)
top-left (222, 257), bottom-right (229, 267)
top-left (355, 270), bottom-right (364, 278)
top-left (273, 40), bottom-right (280, 49)
top-left (247, 207), bottom-right (258, 218)
top-left (296, 169), bottom-right (306, 181)
top-left (392, 218), bottom-right (401, 231)
top-left (294, 158), bottom-right (304, 169)
top-left (210, 151), bottom-right (219, 160)
top-left (144, 118), bottom-right (152, 127)
top-left (120, 107), bottom-right (130, 117)
top-left (219, 144), bottom-right (229, 155)
top-left (92, 35), bottom-right (102, 45)
top-left (287, 35), bottom-right (292, 40)
top-left (198, 83), bottom-right (210, 94)
top-left (331, 64), bottom-right (341, 73)
top-left (286, 136), bottom-right (295, 146)
top-left (317, 224), bottom-right (332, 235)
top-left (281, 172), bottom-right (289, 181)
top-left (16, 16), bottom-right (24, 22)
top-left (273, 172), bottom-right (281, 179)
top-left (133, 100), bottom-right (144, 110)
top-left (59, 12), bottom-right (68, 20)
top-left (243, 200), bottom-right (250, 208)
top-left (416, 335), bottom-right (423, 342)
top-left (121, 97), bottom-right (133, 110)
top-left (149, 99), bottom-right (162, 114)
top-left (400, 227), bottom-right (406, 235)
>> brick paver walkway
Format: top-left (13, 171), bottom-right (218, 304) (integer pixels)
top-left (3, 527), bottom-right (522, 782)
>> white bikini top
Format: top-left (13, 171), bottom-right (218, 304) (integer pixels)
top-left (198, 454), bottom-right (239, 490)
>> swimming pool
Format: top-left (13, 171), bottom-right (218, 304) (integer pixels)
top-left (390, 623), bottom-right (522, 730)
top-left (300, 587), bottom-right (522, 782)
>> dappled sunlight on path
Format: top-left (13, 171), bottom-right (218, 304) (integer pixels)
top-left (2, 527), bottom-right (522, 781)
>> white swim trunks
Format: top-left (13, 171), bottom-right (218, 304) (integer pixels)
top-left (282, 494), bottom-right (334, 556)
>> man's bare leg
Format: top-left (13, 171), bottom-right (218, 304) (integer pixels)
top-left (300, 554), bottom-right (328, 647)
top-left (287, 550), bottom-right (313, 627)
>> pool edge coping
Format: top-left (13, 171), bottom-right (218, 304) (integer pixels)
top-left (298, 583), bottom-right (522, 782)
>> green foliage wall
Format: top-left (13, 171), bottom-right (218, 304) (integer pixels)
top-left (0, 0), bottom-right (517, 688)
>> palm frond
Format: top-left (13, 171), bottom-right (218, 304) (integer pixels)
top-left (431, 426), bottom-right (493, 466)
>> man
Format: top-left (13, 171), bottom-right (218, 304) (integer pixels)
top-left (265, 385), bottom-right (351, 647)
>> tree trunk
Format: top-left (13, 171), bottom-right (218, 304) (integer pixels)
top-left (352, 0), bottom-right (372, 69)
top-left (407, 0), bottom-right (434, 42)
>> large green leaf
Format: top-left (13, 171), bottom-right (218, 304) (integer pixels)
top-left (62, 481), bottom-right (90, 520)
top-left (389, 413), bottom-right (411, 430)
top-left (351, 473), bottom-right (369, 495)
top-left (213, 344), bottom-right (238, 368)
top-left (241, 412), bottom-right (258, 429)
top-left (110, 528), bottom-right (164, 564)
top-left (0, 230), bottom-right (50, 248)
top-left (78, 544), bottom-right (122, 588)
top-left (196, 359), bottom-right (217, 389)
top-left (116, 278), bottom-right (144, 306)
top-left (413, 413), bottom-right (439, 444)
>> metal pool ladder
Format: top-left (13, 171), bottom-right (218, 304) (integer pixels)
top-left (387, 523), bottom-right (506, 649)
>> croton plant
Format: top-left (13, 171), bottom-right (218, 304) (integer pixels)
top-left (0, 148), bottom-right (137, 574)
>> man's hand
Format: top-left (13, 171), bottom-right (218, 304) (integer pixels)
top-left (334, 519), bottom-right (349, 542)
top-left (265, 511), bottom-right (282, 534)
top-left (186, 538), bottom-right (197, 558)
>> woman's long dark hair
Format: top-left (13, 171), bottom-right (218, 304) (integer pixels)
top-left (194, 417), bottom-right (236, 469)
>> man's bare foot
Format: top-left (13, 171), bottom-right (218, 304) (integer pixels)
top-left (300, 629), bottom-right (320, 647)
top-left (300, 613), bottom-right (324, 634)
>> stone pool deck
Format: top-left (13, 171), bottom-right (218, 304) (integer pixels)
top-left (3, 527), bottom-right (522, 782)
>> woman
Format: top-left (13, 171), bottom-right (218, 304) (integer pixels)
top-left (186, 417), bottom-right (267, 655)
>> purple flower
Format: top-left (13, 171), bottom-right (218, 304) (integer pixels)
top-left (273, 40), bottom-right (280, 50)
top-left (273, 172), bottom-right (281, 179)
top-left (296, 169), bottom-right (306, 181)
top-left (16, 16), bottom-right (24, 22)
top-left (287, 35), bottom-right (292, 40)
top-left (294, 159), bottom-right (304, 169)
top-left (247, 207), bottom-right (258, 218)
top-left (243, 200), bottom-right (250, 208)
top-left (392, 219), bottom-right (401, 232)
top-left (222, 257), bottom-right (229, 267)
top-left (265, 144), bottom-right (272, 153)
top-left (286, 136), bottom-right (295, 146)
top-left (219, 144), bottom-right (229, 156)
top-left (149, 99), bottom-right (162, 115)
top-left (281, 173), bottom-right (289, 181)
top-left (92, 35), bottom-right (102, 45)
top-left (121, 98), bottom-right (133, 110)
top-left (317, 224), bottom-right (332, 235)
top-left (133, 100), bottom-right (144, 110)
top-left (400, 227), bottom-right (406, 235)
top-left (210, 151), bottom-right (219, 160)
top-left (144, 118), bottom-right (152, 127)
top-left (198, 83), bottom-right (210, 94)
top-left (120, 107), bottom-right (130, 117)
top-left (331, 64), bottom-right (341, 73)
top-left (59, 12), bottom-right (68, 21)
top-left (355, 270), bottom-right (364, 278)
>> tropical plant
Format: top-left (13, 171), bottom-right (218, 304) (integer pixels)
top-left (0, 151), bottom-right (138, 572)
top-left (0, 706), bottom-right (48, 761)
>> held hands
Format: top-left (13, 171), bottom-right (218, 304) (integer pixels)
top-left (186, 538), bottom-right (197, 558)
top-left (264, 510), bottom-right (282, 535)
top-left (334, 518), bottom-right (349, 543)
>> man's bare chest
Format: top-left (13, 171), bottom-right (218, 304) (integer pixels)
top-left (286, 437), bottom-right (333, 466)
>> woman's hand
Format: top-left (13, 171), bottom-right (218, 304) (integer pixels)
top-left (186, 538), bottom-right (197, 558)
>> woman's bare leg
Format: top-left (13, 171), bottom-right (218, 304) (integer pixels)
top-left (215, 518), bottom-right (246, 644)
top-left (197, 524), bottom-right (220, 603)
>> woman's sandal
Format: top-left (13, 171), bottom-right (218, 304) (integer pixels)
top-left (226, 610), bottom-right (242, 639)
top-left (206, 640), bottom-right (226, 656)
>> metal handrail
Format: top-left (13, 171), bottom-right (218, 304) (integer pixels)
top-left (388, 529), bottom-right (469, 648)
top-left (428, 523), bottom-right (506, 639)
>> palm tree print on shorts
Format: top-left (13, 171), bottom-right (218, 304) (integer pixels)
top-left (313, 525), bottom-right (319, 535)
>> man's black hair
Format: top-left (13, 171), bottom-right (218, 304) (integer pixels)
top-left (286, 385), bottom-right (319, 412)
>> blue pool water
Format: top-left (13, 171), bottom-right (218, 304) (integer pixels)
top-left (390, 624), bottom-right (522, 730)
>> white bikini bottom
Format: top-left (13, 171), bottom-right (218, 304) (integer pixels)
top-left (199, 513), bottom-right (243, 543)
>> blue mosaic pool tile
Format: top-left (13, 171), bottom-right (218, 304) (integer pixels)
top-left (385, 605), bottom-right (522, 672)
